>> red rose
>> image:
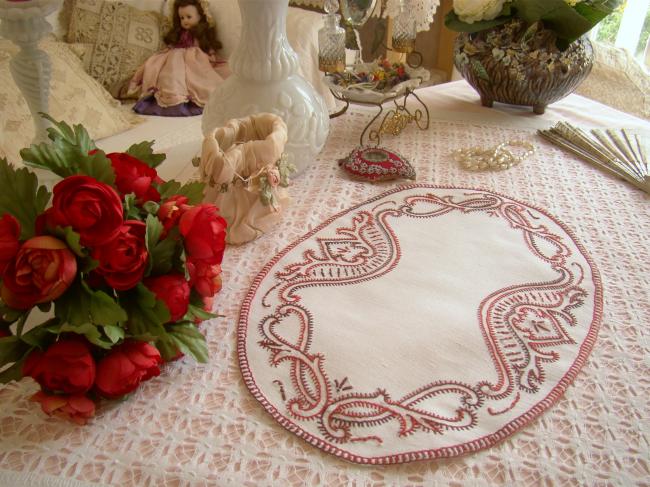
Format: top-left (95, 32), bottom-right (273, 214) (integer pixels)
top-left (144, 273), bottom-right (190, 321)
top-left (95, 340), bottom-right (162, 398)
top-left (30, 391), bottom-right (95, 425)
top-left (0, 213), bottom-right (20, 275)
top-left (187, 259), bottom-right (222, 297)
top-left (179, 205), bottom-right (227, 265)
top-left (106, 152), bottom-right (162, 203)
top-left (1, 236), bottom-right (77, 310)
top-left (92, 221), bottom-right (148, 291)
top-left (23, 337), bottom-right (96, 393)
top-left (48, 175), bottom-right (124, 247)
top-left (158, 195), bottom-right (189, 236)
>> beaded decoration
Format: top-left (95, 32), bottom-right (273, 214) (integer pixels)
top-left (338, 146), bottom-right (416, 182)
top-left (452, 140), bottom-right (536, 171)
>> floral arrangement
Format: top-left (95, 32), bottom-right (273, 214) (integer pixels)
top-left (445, 0), bottom-right (623, 47)
top-left (329, 58), bottom-right (410, 92)
top-left (0, 116), bottom-right (227, 424)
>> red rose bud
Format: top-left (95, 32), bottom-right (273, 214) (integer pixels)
top-left (187, 260), bottom-right (222, 298)
top-left (23, 337), bottom-right (96, 393)
top-left (0, 213), bottom-right (20, 275)
top-left (92, 221), bottom-right (148, 291)
top-left (106, 152), bottom-right (162, 203)
top-left (179, 205), bottom-right (227, 265)
top-left (158, 195), bottom-right (190, 236)
top-left (1, 236), bottom-right (77, 310)
top-left (30, 391), bottom-right (95, 425)
top-left (95, 340), bottom-right (162, 398)
top-left (50, 175), bottom-right (123, 247)
top-left (144, 273), bottom-right (190, 321)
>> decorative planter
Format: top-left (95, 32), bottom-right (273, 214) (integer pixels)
top-left (200, 113), bottom-right (291, 245)
top-left (202, 0), bottom-right (329, 175)
top-left (454, 19), bottom-right (594, 114)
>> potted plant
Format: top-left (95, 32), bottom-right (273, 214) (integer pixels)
top-left (445, 0), bottom-right (623, 113)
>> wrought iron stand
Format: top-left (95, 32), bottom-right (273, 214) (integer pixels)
top-left (330, 87), bottom-right (430, 147)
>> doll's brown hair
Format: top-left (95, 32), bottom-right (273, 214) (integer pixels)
top-left (164, 0), bottom-right (223, 53)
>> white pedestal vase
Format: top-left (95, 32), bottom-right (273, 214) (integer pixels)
top-left (202, 0), bottom-right (329, 176)
top-left (0, 0), bottom-right (61, 145)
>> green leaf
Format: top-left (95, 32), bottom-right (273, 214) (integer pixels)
top-left (55, 322), bottom-right (113, 349)
top-left (80, 257), bottom-right (99, 274)
top-left (0, 357), bottom-right (28, 384)
top-left (150, 234), bottom-right (179, 276)
top-left (163, 322), bottom-right (208, 363)
top-left (512, 0), bottom-right (594, 42)
top-left (0, 336), bottom-right (30, 364)
top-left (471, 59), bottom-right (489, 81)
top-left (76, 150), bottom-right (116, 186)
top-left (158, 181), bottom-right (205, 205)
top-left (41, 114), bottom-right (94, 153)
top-left (145, 214), bottom-right (164, 276)
top-left (55, 280), bottom-right (91, 326)
top-left (103, 324), bottom-right (125, 343)
top-left (143, 201), bottom-right (160, 215)
top-left (52, 226), bottom-right (85, 257)
top-left (20, 318), bottom-right (59, 348)
top-left (0, 304), bottom-right (26, 324)
top-left (184, 303), bottom-right (217, 322)
top-left (0, 159), bottom-right (51, 240)
top-left (126, 141), bottom-right (166, 169)
top-left (84, 282), bottom-right (127, 326)
top-left (444, 7), bottom-right (511, 33)
top-left (124, 193), bottom-right (141, 220)
top-left (120, 283), bottom-right (170, 339)
top-left (55, 279), bottom-right (127, 328)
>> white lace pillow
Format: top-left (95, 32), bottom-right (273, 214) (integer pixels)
top-left (0, 40), bottom-right (142, 165)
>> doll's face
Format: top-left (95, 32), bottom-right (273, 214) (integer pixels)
top-left (178, 5), bottom-right (201, 30)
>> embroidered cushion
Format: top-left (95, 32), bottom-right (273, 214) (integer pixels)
top-left (66, 0), bottom-right (166, 96)
top-left (338, 146), bottom-right (416, 182)
top-left (0, 40), bottom-right (141, 165)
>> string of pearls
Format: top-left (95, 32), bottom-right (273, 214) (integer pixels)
top-left (452, 140), bottom-right (536, 171)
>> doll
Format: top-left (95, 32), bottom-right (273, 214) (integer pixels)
top-left (127, 0), bottom-right (230, 116)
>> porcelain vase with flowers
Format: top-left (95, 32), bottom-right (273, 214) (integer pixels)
top-left (446, 0), bottom-right (621, 114)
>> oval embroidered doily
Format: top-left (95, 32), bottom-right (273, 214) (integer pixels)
top-left (238, 185), bottom-right (602, 464)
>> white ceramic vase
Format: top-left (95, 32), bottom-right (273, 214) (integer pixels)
top-left (0, 0), bottom-right (62, 144)
top-left (202, 0), bottom-right (329, 175)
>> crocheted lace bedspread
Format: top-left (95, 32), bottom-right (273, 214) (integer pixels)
top-left (0, 82), bottom-right (648, 486)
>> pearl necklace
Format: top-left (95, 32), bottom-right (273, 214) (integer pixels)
top-left (452, 140), bottom-right (536, 171)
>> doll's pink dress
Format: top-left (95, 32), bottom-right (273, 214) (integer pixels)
top-left (128, 30), bottom-right (229, 116)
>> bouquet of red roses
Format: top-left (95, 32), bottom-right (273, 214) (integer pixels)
top-left (0, 115), bottom-right (227, 424)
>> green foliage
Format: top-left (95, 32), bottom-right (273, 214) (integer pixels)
top-left (471, 59), bottom-right (489, 81)
top-left (120, 283), bottom-right (170, 340)
top-left (158, 180), bottom-right (206, 205)
top-left (446, 0), bottom-right (621, 43)
top-left (149, 228), bottom-right (181, 276)
top-left (20, 116), bottom-right (116, 186)
top-left (0, 159), bottom-right (51, 240)
top-left (126, 141), bottom-right (166, 168)
top-left (158, 322), bottom-right (208, 363)
top-left (53, 226), bottom-right (85, 257)
top-left (445, 9), bottom-right (510, 33)
top-left (55, 279), bottom-right (127, 329)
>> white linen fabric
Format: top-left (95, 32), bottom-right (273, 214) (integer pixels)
top-left (0, 82), bottom-right (647, 485)
top-left (239, 185), bottom-right (602, 463)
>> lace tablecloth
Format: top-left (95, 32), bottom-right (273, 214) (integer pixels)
top-left (1, 81), bottom-right (648, 486)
